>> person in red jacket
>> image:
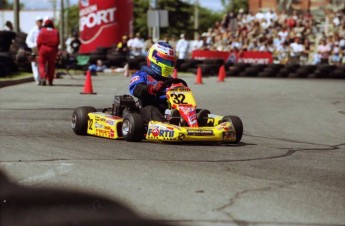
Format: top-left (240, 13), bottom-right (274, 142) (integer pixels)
top-left (37, 17), bottom-right (60, 86)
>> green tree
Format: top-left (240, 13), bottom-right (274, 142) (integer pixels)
top-left (133, 0), bottom-right (222, 39)
top-left (220, 0), bottom-right (248, 13)
top-left (66, 5), bottom-right (79, 35)
top-left (0, 0), bottom-right (24, 9)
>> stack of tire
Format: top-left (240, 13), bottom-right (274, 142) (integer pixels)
top-left (89, 47), bottom-right (109, 65)
top-left (106, 48), bottom-right (127, 68)
top-left (258, 64), bottom-right (284, 77)
top-left (196, 58), bottom-right (224, 76)
top-left (274, 64), bottom-right (296, 77)
top-left (12, 32), bottom-right (31, 72)
top-left (287, 65), bottom-right (317, 78)
top-left (331, 65), bottom-right (345, 79)
top-left (308, 64), bottom-right (337, 78)
top-left (176, 59), bottom-right (202, 74)
top-left (226, 63), bottom-right (249, 77)
top-left (128, 55), bottom-right (146, 70)
top-left (239, 64), bottom-right (267, 77)
top-left (176, 58), bottom-right (224, 76)
top-left (0, 30), bottom-right (20, 76)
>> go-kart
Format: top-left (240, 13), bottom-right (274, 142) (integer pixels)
top-left (71, 78), bottom-right (243, 144)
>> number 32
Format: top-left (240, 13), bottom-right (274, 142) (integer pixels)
top-left (170, 94), bottom-right (187, 104)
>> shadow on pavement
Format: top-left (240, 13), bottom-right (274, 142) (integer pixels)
top-left (0, 169), bottom-right (175, 226)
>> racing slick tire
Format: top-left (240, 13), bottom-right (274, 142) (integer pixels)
top-left (71, 106), bottom-right (96, 135)
top-left (220, 115), bottom-right (243, 144)
top-left (122, 112), bottom-right (145, 142)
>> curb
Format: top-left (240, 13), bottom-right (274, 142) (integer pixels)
top-left (0, 76), bottom-right (34, 88)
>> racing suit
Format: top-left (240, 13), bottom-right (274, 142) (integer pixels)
top-left (129, 66), bottom-right (169, 124)
top-left (37, 27), bottom-right (60, 85)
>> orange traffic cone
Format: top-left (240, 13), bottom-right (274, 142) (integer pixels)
top-left (81, 70), bottom-right (97, 94)
top-left (217, 65), bottom-right (226, 82)
top-left (195, 66), bottom-right (203, 84)
top-left (172, 68), bottom-right (178, 78)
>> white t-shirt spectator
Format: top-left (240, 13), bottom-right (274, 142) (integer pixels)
top-left (176, 35), bottom-right (190, 59)
top-left (189, 39), bottom-right (204, 52)
top-left (290, 42), bottom-right (305, 56)
top-left (278, 30), bottom-right (289, 41)
top-left (26, 26), bottom-right (40, 49)
top-left (265, 11), bottom-right (277, 22)
top-left (255, 11), bottom-right (265, 21)
top-left (129, 37), bottom-right (144, 56)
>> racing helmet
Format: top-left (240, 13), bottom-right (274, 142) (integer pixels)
top-left (147, 42), bottom-right (176, 78)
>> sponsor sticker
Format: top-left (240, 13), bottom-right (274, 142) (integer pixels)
top-left (130, 76), bottom-right (140, 84)
top-left (106, 120), bottom-right (115, 125)
top-left (187, 129), bottom-right (214, 136)
top-left (148, 127), bottom-right (175, 138)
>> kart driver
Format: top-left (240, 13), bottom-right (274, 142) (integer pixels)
top-left (129, 42), bottom-right (182, 124)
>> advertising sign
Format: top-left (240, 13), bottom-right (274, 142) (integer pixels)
top-left (79, 0), bottom-right (133, 53)
top-left (192, 50), bottom-right (273, 64)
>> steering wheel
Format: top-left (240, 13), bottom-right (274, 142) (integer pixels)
top-left (163, 78), bottom-right (188, 88)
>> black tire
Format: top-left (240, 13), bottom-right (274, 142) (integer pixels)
top-left (197, 109), bottom-right (210, 127)
top-left (277, 68), bottom-right (290, 77)
top-left (71, 106), bottom-right (96, 135)
top-left (179, 62), bottom-right (192, 72)
top-left (332, 69), bottom-right (345, 79)
top-left (122, 112), bottom-right (145, 142)
top-left (220, 115), bottom-right (243, 144)
top-left (258, 71), bottom-right (272, 77)
top-left (285, 64), bottom-right (300, 72)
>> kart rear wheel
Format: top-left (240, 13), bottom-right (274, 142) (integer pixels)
top-left (122, 112), bottom-right (145, 142)
top-left (221, 115), bottom-right (243, 144)
top-left (72, 106), bottom-right (96, 135)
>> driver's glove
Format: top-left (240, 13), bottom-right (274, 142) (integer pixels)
top-left (147, 81), bottom-right (164, 95)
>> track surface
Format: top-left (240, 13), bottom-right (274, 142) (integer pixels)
top-left (1, 74), bottom-right (344, 225)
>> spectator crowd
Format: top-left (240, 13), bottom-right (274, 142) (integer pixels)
top-left (122, 7), bottom-right (345, 66)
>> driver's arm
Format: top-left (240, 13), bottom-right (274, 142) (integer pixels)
top-left (132, 83), bottom-right (150, 97)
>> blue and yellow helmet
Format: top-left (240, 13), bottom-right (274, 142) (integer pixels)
top-left (147, 42), bottom-right (176, 78)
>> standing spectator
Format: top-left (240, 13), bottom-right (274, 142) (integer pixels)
top-left (247, 38), bottom-right (260, 51)
top-left (0, 21), bottom-right (16, 52)
top-left (189, 34), bottom-right (204, 52)
top-left (265, 9), bottom-right (277, 23)
top-left (330, 43), bottom-right (341, 65)
top-left (37, 17), bottom-right (60, 86)
top-left (317, 39), bottom-right (331, 64)
top-left (301, 38), bottom-right (313, 64)
top-left (126, 33), bottom-right (134, 52)
top-left (143, 35), bottom-right (154, 54)
top-left (116, 35), bottom-right (129, 57)
top-left (289, 37), bottom-right (305, 64)
top-left (277, 9), bottom-right (288, 25)
top-left (3, 21), bottom-right (14, 31)
top-left (69, 32), bottom-right (81, 55)
top-left (278, 24), bottom-right (289, 41)
top-left (129, 32), bottom-right (144, 56)
top-left (255, 9), bottom-right (265, 21)
top-left (26, 16), bottom-right (43, 85)
top-left (176, 34), bottom-right (189, 59)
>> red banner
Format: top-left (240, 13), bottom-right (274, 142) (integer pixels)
top-left (191, 50), bottom-right (273, 64)
top-left (79, 0), bottom-right (133, 53)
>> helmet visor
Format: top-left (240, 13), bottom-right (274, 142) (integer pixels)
top-left (153, 50), bottom-right (176, 67)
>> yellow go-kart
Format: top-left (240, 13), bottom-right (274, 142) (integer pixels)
top-left (72, 78), bottom-right (243, 144)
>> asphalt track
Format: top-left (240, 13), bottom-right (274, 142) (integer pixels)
top-left (0, 73), bottom-right (344, 226)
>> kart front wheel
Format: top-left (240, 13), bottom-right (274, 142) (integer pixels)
top-left (221, 115), bottom-right (243, 144)
top-left (122, 112), bottom-right (145, 142)
top-left (72, 106), bottom-right (96, 135)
